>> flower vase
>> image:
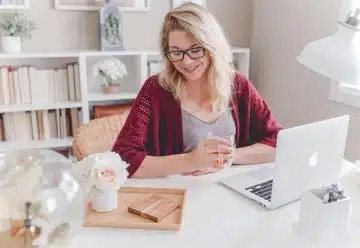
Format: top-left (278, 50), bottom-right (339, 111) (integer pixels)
top-left (91, 188), bottom-right (118, 212)
top-left (103, 84), bottom-right (121, 94)
top-left (1, 36), bottom-right (21, 53)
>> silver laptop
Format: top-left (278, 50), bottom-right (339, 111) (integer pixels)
top-left (219, 115), bottom-right (350, 210)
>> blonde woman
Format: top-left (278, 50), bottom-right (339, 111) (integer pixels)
top-left (112, 2), bottom-right (282, 178)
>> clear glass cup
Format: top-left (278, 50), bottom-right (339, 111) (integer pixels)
top-left (207, 133), bottom-right (235, 169)
top-left (221, 134), bottom-right (235, 169)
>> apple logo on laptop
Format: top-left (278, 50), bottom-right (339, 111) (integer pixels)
top-left (309, 152), bottom-right (318, 167)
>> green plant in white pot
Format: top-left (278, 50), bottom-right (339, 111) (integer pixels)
top-left (0, 12), bottom-right (37, 53)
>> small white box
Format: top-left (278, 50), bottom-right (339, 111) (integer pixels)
top-left (294, 186), bottom-right (352, 245)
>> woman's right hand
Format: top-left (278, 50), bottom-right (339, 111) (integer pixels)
top-left (189, 136), bottom-right (233, 170)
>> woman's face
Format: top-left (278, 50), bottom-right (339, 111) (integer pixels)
top-left (167, 30), bottom-right (210, 82)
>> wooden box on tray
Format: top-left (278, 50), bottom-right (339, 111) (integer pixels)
top-left (83, 187), bottom-right (187, 231)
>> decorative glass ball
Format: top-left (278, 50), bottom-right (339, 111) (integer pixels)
top-left (0, 149), bottom-right (86, 248)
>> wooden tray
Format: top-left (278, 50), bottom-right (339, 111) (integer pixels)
top-left (83, 187), bottom-right (186, 231)
top-left (0, 231), bottom-right (23, 248)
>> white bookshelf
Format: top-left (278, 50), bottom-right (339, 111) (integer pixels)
top-left (0, 47), bottom-right (250, 152)
top-left (0, 102), bottom-right (83, 113)
top-left (0, 137), bottom-right (73, 152)
top-left (88, 90), bottom-right (138, 102)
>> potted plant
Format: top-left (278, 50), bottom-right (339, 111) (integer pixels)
top-left (73, 152), bottom-right (129, 213)
top-left (0, 12), bottom-right (37, 53)
top-left (92, 57), bottom-right (128, 94)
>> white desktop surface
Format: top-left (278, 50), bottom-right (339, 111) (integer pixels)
top-left (71, 160), bottom-right (360, 248)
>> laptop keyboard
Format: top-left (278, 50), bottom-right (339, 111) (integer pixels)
top-left (245, 179), bottom-right (273, 202)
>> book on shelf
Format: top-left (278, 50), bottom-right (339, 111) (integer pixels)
top-left (147, 60), bottom-right (163, 77)
top-left (0, 63), bottom-right (81, 105)
top-left (0, 108), bottom-right (82, 142)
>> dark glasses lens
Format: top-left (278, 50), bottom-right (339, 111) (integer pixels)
top-left (166, 47), bottom-right (205, 62)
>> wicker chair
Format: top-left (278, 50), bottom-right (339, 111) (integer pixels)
top-left (72, 113), bottom-right (129, 161)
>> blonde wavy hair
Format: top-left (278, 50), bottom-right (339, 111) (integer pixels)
top-left (158, 2), bottom-right (235, 112)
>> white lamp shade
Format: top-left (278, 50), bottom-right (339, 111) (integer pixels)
top-left (297, 24), bottom-right (360, 85)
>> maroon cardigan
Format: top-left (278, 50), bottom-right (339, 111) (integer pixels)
top-left (112, 72), bottom-right (282, 177)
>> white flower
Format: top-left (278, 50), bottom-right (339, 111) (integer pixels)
top-left (73, 152), bottom-right (129, 193)
top-left (0, 12), bottom-right (37, 38)
top-left (92, 57), bottom-right (127, 86)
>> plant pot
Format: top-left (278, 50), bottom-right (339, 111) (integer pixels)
top-left (92, 188), bottom-right (118, 212)
top-left (1, 36), bottom-right (21, 53)
top-left (103, 84), bottom-right (121, 94)
top-left (293, 186), bottom-right (351, 245)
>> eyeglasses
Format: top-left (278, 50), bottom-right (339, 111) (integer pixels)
top-left (166, 47), bottom-right (206, 62)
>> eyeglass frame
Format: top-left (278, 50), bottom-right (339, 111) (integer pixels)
top-left (165, 46), bottom-right (206, 62)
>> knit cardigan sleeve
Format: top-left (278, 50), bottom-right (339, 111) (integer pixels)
top-left (235, 73), bottom-right (282, 147)
top-left (112, 77), bottom-right (156, 177)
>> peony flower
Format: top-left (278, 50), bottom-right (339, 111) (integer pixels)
top-left (73, 152), bottom-right (129, 194)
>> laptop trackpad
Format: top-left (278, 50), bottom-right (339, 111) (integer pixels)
top-left (246, 166), bottom-right (274, 180)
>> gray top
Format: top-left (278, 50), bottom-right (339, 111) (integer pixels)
top-left (182, 108), bottom-right (236, 153)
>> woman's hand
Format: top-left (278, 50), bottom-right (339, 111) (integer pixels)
top-left (182, 168), bottom-right (221, 176)
top-left (189, 136), bottom-right (233, 170)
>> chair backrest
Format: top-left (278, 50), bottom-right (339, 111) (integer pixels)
top-left (72, 113), bottom-right (129, 161)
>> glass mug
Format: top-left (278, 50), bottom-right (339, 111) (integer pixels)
top-left (206, 132), bottom-right (235, 169)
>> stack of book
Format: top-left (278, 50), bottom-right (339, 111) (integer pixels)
top-left (0, 63), bottom-right (81, 105)
top-left (0, 108), bottom-right (82, 142)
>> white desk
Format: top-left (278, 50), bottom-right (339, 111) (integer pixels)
top-left (71, 160), bottom-right (360, 248)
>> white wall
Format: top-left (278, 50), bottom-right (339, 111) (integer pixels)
top-left (250, 0), bottom-right (360, 162)
top-left (15, 0), bottom-right (251, 52)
